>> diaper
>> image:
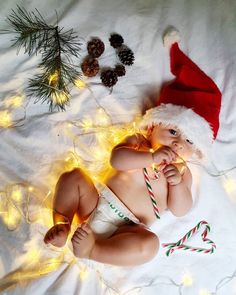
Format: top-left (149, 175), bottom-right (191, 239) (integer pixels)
top-left (87, 184), bottom-right (140, 239)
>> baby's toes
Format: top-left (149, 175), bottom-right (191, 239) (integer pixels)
top-left (74, 228), bottom-right (88, 239)
top-left (72, 231), bottom-right (81, 244)
top-left (81, 223), bottom-right (92, 234)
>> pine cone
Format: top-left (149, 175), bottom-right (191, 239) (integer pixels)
top-left (118, 46), bottom-right (135, 66)
top-left (87, 38), bottom-right (105, 58)
top-left (114, 64), bottom-right (126, 77)
top-left (100, 69), bottom-right (118, 87)
top-left (109, 33), bottom-right (124, 48)
top-left (81, 56), bottom-right (99, 77)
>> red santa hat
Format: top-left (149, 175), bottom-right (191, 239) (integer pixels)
top-left (140, 41), bottom-right (222, 158)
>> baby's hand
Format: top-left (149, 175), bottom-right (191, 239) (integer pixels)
top-left (152, 146), bottom-right (177, 165)
top-left (163, 164), bottom-right (182, 186)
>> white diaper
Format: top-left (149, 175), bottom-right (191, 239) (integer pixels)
top-left (87, 184), bottom-right (140, 239)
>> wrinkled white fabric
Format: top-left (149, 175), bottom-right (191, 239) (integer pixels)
top-left (0, 0), bottom-right (236, 294)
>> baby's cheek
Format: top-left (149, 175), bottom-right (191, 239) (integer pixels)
top-left (155, 136), bottom-right (168, 146)
top-left (186, 148), bottom-right (195, 158)
top-left (181, 145), bottom-right (194, 159)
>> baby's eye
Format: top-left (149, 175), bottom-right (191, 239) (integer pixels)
top-left (186, 139), bottom-right (193, 145)
top-left (169, 129), bottom-right (177, 136)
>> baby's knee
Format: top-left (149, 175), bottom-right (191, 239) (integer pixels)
top-left (142, 231), bottom-right (159, 261)
top-left (59, 168), bottom-right (83, 183)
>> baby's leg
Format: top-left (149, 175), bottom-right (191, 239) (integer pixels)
top-left (72, 223), bottom-right (159, 266)
top-left (44, 168), bottom-right (99, 247)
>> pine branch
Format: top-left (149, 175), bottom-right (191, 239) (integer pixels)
top-left (5, 5), bottom-right (55, 55)
top-left (28, 23), bottom-right (82, 110)
top-left (28, 56), bottom-right (81, 111)
top-left (27, 73), bottom-right (70, 111)
top-left (2, 6), bottom-right (83, 111)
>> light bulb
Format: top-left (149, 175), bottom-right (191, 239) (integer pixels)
top-left (0, 110), bottom-right (12, 128)
top-left (182, 273), bottom-right (193, 286)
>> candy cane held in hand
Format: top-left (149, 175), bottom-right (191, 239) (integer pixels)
top-left (162, 220), bottom-right (216, 257)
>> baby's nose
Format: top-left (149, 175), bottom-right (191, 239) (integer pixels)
top-left (173, 140), bottom-right (183, 150)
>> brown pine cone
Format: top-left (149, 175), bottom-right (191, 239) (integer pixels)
top-left (87, 38), bottom-right (105, 58)
top-left (114, 64), bottom-right (126, 77)
top-left (81, 56), bottom-right (99, 77)
top-left (100, 69), bottom-right (118, 87)
top-left (118, 46), bottom-right (135, 66)
top-left (109, 33), bottom-right (124, 48)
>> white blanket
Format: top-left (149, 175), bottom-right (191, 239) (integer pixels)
top-left (1, 0), bottom-right (236, 294)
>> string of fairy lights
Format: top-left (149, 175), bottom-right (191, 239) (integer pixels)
top-left (0, 94), bottom-right (29, 129)
top-left (1, 80), bottom-right (236, 294)
top-left (0, 78), bottom-right (87, 129)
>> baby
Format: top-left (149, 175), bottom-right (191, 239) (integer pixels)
top-left (44, 29), bottom-right (221, 266)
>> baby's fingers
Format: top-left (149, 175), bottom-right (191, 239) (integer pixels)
top-left (166, 175), bottom-right (178, 185)
top-left (165, 149), bottom-right (177, 162)
top-left (163, 164), bottom-right (177, 173)
top-left (162, 151), bottom-right (175, 164)
top-left (163, 170), bottom-right (176, 178)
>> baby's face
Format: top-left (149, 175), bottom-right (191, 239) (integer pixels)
top-left (150, 124), bottom-right (196, 160)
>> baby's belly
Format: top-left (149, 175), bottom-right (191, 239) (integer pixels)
top-left (106, 172), bottom-right (168, 226)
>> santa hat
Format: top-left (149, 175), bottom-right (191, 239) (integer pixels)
top-left (140, 41), bottom-right (221, 158)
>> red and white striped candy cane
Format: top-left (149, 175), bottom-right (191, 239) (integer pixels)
top-left (162, 220), bottom-right (216, 256)
top-left (143, 167), bottom-right (160, 219)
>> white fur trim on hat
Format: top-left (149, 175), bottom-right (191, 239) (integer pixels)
top-left (139, 104), bottom-right (214, 158)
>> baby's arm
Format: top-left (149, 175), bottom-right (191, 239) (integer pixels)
top-left (111, 134), bottom-right (177, 171)
top-left (110, 134), bottom-right (153, 170)
top-left (166, 166), bottom-right (193, 217)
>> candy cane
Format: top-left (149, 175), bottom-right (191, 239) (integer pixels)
top-left (162, 220), bottom-right (216, 256)
top-left (143, 167), bottom-right (160, 219)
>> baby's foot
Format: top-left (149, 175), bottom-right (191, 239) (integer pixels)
top-left (71, 223), bottom-right (95, 258)
top-left (44, 223), bottom-right (70, 247)
top-left (162, 26), bottom-right (180, 49)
